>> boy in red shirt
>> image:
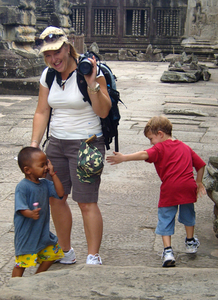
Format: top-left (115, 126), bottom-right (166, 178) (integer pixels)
top-left (106, 116), bottom-right (206, 267)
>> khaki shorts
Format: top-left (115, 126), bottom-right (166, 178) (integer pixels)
top-left (46, 135), bottom-right (105, 203)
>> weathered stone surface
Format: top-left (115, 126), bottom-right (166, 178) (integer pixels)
top-left (161, 53), bottom-right (211, 83)
top-left (204, 156), bottom-right (218, 236)
top-left (0, 6), bottom-right (36, 26)
top-left (0, 77), bottom-right (40, 95)
top-left (0, 61), bottom-right (218, 299)
top-left (163, 107), bottom-right (209, 117)
top-left (182, 1), bottom-right (218, 55)
top-left (1, 266), bottom-right (218, 300)
top-left (89, 42), bottom-right (99, 55)
top-left (0, 48), bottom-right (44, 77)
top-left (160, 70), bottom-right (201, 82)
top-left (118, 48), bottom-right (127, 61)
top-left (104, 53), bottom-right (118, 61)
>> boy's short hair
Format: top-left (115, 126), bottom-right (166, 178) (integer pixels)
top-left (144, 116), bottom-right (172, 136)
top-left (18, 147), bottom-right (43, 173)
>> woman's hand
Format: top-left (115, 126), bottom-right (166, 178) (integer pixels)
top-left (84, 55), bottom-right (98, 88)
top-left (84, 56), bottom-right (111, 118)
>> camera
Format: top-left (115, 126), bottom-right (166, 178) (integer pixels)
top-left (77, 52), bottom-right (99, 75)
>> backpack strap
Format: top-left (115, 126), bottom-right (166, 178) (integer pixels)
top-left (76, 71), bottom-right (119, 152)
top-left (76, 71), bottom-right (91, 105)
top-left (44, 68), bottom-right (56, 143)
top-left (46, 68), bottom-right (56, 89)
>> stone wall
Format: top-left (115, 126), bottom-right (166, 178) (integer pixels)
top-left (182, 0), bottom-right (218, 55)
top-left (203, 157), bottom-right (218, 238)
top-left (0, 0), bottom-right (78, 95)
top-left (0, 0), bottom-right (218, 95)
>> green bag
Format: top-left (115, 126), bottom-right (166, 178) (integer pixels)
top-left (77, 135), bottom-right (104, 184)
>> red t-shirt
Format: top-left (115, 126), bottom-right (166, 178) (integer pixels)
top-left (146, 140), bottom-right (206, 207)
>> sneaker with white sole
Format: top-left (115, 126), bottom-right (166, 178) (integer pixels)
top-left (58, 247), bottom-right (76, 264)
top-left (86, 253), bottom-right (102, 265)
top-left (162, 248), bottom-right (175, 267)
top-left (185, 237), bottom-right (200, 254)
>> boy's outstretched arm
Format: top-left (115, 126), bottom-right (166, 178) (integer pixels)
top-left (196, 166), bottom-right (206, 198)
top-left (106, 151), bottom-right (149, 165)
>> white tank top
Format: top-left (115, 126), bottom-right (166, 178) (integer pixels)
top-left (40, 67), bottom-right (102, 140)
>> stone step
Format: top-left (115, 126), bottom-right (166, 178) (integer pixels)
top-left (1, 265), bottom-right (218, 299)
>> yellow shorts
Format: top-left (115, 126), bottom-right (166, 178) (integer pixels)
top-left (15, 244), bottom-right (64, 268)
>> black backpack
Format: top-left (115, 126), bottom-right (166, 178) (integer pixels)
top-left (45, 58), bottom-right (124, 151)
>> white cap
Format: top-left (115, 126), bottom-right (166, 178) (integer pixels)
top-left (39, 26), bottom-right (68, 54)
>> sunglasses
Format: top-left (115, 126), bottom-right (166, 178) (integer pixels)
top-left (35, 34), bottom-right (64, 47)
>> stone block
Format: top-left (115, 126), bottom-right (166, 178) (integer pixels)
top-left (160, 70), bottom-right (201, 82)
top-left (104, 53), bottom-right (118, 61)
top-left (0, 47), bottom-right (45, 78)
top-left (118, 49), bottom-right (127, 61)
top-left (0, 78), bottom-right (40, 95)
top-left (0, 6), bottom-right (35, 26)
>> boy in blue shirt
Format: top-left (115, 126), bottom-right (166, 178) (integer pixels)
top-left (12, 147), bottom-right (65, 277)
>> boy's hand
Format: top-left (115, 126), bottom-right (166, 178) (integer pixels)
top-left (47, 159), bottom-right (55, 176)
top-left (31, 208), bottom-right (41, 220)
top-left (196, 182), bottom-right (207, 198)
top-left (106, 152), bottom-right (124, 165)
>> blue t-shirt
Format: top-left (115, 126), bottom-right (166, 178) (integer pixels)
top-left (14, 178), bottom-right (61, 256)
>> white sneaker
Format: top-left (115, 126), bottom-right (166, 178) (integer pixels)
top-left (185, 237), bottom-right (200, 254)
top-left (162, 248), bottom-right (175, 267)
top-left (58, 247), bottom-right (76, 264)
top-left (86, 253), bottom-right (102, 265)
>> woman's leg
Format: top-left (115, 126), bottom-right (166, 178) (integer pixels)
top-left (78, 202), bottom-right (103, 255)
top-left (12, 266), bottom-right (25, 277)
top-left (50, 195), bottom-right (72, 252)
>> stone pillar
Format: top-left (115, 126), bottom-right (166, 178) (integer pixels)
top-left (203, 157), bottom-right (218, 238)
top-left (35, 0), bottom-right (73, 35)
top-left (0, 0), bottom-right (84, 95)
top-left (34, 0), bottom-right (84, 53)
top-left (182, 0), bottom-right (218, 56)
top-left (0, 0), bottom-right (45, 94)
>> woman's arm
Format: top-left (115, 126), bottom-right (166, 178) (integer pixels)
top-left (31, 84), bottom-right (51, 147)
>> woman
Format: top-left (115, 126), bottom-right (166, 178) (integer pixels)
top-left (31, 26), bottom-right (111, 265)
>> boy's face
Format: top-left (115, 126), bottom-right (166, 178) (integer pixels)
top-left (146, 130), bottom-right (163, 145)
top-left (28, 151), bottom-right (48, 180)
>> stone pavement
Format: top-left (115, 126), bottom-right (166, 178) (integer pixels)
top-left (0, 61), bottom-right (218, 299)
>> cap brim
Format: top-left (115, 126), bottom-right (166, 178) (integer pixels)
top-left (39, 36), bottom-right (68, 54)
top-left (76, 166), bottom-right (103, 183)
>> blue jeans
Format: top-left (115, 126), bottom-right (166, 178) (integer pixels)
top-left (155, 203), bottom-right (196, 236)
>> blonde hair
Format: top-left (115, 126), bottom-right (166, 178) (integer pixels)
top-left (144, 116), bottom-right (172, 136)
top-left (43, 42), bottom-right (80, 67)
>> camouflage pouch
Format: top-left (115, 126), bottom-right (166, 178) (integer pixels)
top-left (77, 135), bottom-right (104, 183)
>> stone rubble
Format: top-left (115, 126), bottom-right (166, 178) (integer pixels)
top-left (0, 61), bottom-right (218, 299)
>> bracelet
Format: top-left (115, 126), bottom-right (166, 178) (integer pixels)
top-left (88, 89), bottom-right (98, 94)
top-left (31, 140), bottom-right (39, 145)
top-left (87, 82), bottom-right (100, 94)
top-left (51, 171), bottom-right (57, 177)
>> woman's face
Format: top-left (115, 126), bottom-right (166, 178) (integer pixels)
top-left (44, 44), bottom-right (70, 73)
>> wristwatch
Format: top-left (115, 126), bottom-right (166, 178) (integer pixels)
top-left (88, 82), bottom-right (100, 93)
